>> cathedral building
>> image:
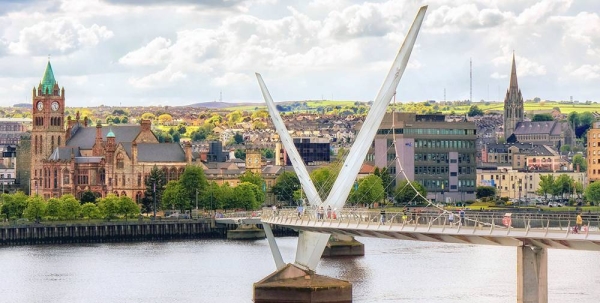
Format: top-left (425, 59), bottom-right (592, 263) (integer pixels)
top-left (503, 53), bottom-right (574, 148)
top-left (31, 61), bottom-right (194, 200)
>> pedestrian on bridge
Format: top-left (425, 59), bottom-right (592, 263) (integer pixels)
top-left (297, 204), bottom-right (304, 218)
top-left (318, 206), bottom-right (324, 220)
top-left (380, 208), bottom-right (386, 225)
top-left (448, 212), bottom-right (454, 225)
top-left (459, 209), bottom-right (465, 226)
top-left (576, 213), bottom-right (583, 233)
top-left (327, 206), bottom-right (332, 219)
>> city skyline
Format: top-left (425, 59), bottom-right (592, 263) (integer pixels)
top-left (0, 0), bottom-right (599, 107)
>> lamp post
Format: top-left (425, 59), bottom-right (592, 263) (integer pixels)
top-left (153, 181), bottom-right (156, 219)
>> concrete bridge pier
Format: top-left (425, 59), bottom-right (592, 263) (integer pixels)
top-left (226, 224), bottom-right (265, 240)
top-left (322, 235), bottom-right (364, 258)
top-left (253, 263), bottom-right (352, 303)
top-left (517, 245), bottom-right (548, 303)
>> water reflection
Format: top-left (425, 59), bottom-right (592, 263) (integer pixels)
top-left (0, 237), bottom-right (598, 302)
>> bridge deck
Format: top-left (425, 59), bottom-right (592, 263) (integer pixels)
top-left (261, 209), bottom-right (600, 251)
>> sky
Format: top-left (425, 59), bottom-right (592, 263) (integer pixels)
top-left (0, 0), bottom-right (599, 107)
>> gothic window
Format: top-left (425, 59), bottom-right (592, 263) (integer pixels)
top-left (99, 169), bottom-right (106, 184)
top-left (121, 191), bottom-right (127, 197)
top-left (122, 173), bottom-right (126, 186)
top-left (178, 167), bottom-right (184, 177)
top-left (58, 136), bottom-right (61, 147)
top-left (51, 136), bottom-right (54, 152)
top-left (63, 169), bottom-right (70, 185)
top-left (53, 168), bottom-right (58, 189)
top-left (137, 173), bottom-right (142, 187)
top-left (136, 191), bottom-right (143, 203)
top-left (169, 167), bottom-right (176, 181)
top-left (117, 153), bottom-right (124, 169)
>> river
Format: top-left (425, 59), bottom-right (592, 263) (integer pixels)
top-left (0, 237), bottom-right (598, 302)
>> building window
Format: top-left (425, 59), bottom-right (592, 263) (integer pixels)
top-left (117, 153), bottom-right (124, 169)
top-left (122, 174), bottom-right (126, 186)
top-left (138, 173), bottom-right (142, 187)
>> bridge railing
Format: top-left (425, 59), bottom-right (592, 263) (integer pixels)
top-left (261, 208), bottom-right (600, 234)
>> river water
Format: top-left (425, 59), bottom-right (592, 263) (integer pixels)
top-left (0, 237), bottom-right (599, 303)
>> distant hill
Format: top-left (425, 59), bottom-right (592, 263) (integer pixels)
top-left (13, 103), bottom-right (31, 108)
top-left (186, 101), bottom-right (263, 109)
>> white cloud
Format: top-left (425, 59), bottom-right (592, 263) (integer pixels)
top-left (490, 72), bottom-right (507, 79)
top-left (8, 18), bottom-right (113, 55)
top-left (570, 64), bottom-right (600, 81)
top-left (492, 54), bottom-right (546, 77)
top-left (128, 64), bottom-right (187, 88)
top-left (425, 4), bottom-right (513, 32)
top-left (210, 72), bottom-right (252, 86)
top-left (119, 37), bottom-right (173, 66)
top-left (517, 0), bottom-right (572, 24)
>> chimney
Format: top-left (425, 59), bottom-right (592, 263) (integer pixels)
top-left (132, 141), bottom-right (137, 165)
top-left (141, 119), bottom-right (151, 132)
top-left (229, 148), bottom-right (236, 160)
top-left (95, 122), bottom-right (102, 143)
top-left (185, 141), bottom-right (192, 164)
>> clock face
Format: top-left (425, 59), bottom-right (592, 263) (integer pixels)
top-left (36, 101), bottom-right (43, 111)
top-left (51, 101), bottom-right (59, 111)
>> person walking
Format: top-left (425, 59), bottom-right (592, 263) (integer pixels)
top-left (576, 212), bottom-right (583, 233)
top-left (327, 205), bottom-right (332, 219)
top-left (380, 208), bottom-right (386, 225)
top-left (318, 206), bottom-right (324, 220)
top-left (297, 204), bottom-right (304, 218)
top-left (448, 212), bottom-right (455, 226)
top-left (459, 209), bottom-right (465, 226)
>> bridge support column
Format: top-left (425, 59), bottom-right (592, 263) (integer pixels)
top-left (322, 235), bottom-right (364, 258)
top-left (226, 224), bottom-right (265, 240)
top-left (254, 263), bottom-right (352, 303)
top-left (517, 245), bottom-right (548, 303)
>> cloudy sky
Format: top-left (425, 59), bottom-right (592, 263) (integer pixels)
top-left (0, 0), bottom-right (599, 107)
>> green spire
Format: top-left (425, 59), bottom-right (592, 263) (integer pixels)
top-left (41, 61), bottom-right (56, 94)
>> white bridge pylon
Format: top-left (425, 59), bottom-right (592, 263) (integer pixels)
top-left (256, 6), bottom-right (428, 271)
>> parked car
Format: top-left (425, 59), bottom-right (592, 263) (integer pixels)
top-left (548, 202), bottom-right (563, 207)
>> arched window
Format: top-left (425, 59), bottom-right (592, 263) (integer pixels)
top-left (178, 167), bottom-right (184, 178)
top-left (117, 153), bottom-right (124, 169)
top-left (58, 136), bottom-right (61, 147)
top-left (137, 173), bottom-right (142, 187)
top-left (121, 191), bottom-right (127, 197)
top-left (53, 168), bottom-right (58, 189)
top-left (169, 167), bottom-right (176, 181)
top-left (122, 173), bottom-right (126, 186)
top-left (136, 191), bottom-right (143, 203)
top-left (99, 169), bottom-right (106, 184)
top-left (63, 168), bottom-right (70, 185)
top-left (51, 136), bottom-right (55, 152)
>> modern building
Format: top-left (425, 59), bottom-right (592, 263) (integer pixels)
top-left (503, 53), bottom-right (574, 147)
top-left (278, 137), bottom-right (331, 166)
top-left (31, 61), bottom-right (196, 200)
top-left (370, 112), bottom-right (477, 203)
top-left (587, 122), bottom-right (600, 183)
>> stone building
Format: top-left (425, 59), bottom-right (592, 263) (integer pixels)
top-left (31, 61), bottom-right (194, 200)
top-left (503, 53), bottom-right (574, 148)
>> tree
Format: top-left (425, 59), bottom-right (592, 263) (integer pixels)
top-left (118, 196), bottom-right (140, 220)
top-left (23, 195), bottom-right (47, 222)
top-left (394, 180), bottom-right (427, 205)
top-left (310, 166), bottom-right (338, 199)
top-left (554, 174), bottom-right (574, 199)
top-left (532, 113), bottom-right (553, 121)
top-left (585, 182), bottom-right (600, 205)
top-left (233, 132), bottom-right (244, 144)
top-left (573, 154), bottom-right (587, 171)
top-left (46, 198), bottom-right (61, 219)
top-left (374, 167), bottom-right (394, 199)
top-left (234, 149), bottom-right (246, 160)
top-left (158, 113), bottom-right (173, 124)
top-left (0, 192), bottom-right (28, 219)
top-left (261, 149), bottom-right (274, 159)
top-left (59, 194), bottom-right (81, 220)
top-left (162, 181), bottom-right (189, 211)
top-left (201, 181), bottom-right (221, 210)
top-left (348, 175), bottom-right (385, 206)
top-left (179, 166), bottom-right (208, 208)
top-left (141, 112), bottom-right (155, 120)
top-left (239, 171), bottom-right (265, 203)
top-left (80, 190), bottom-right (97, 204)
top-left (537, 175), bottom-right (555, 201)
top-left (467, 105), bottom-right (484, 117)
top-left (476, 186), bottom-right (497, 199)
top-left (560, 144), bottom-right (571, 154)
top-left (98, 194), bottom-right (120, 220)
top-left (81, 202), bottom-right (101, 220)
top-left (232, 182), bottom-right (260, 210)
top-left (272, 171), bottom-right (300, 205)
top-left (142, 165), bottom-right (166, 214)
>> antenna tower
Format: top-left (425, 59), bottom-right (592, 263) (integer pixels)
top-left (219, 91), bottom-right (222, 102)
top-left (469, 58), bottom-right (472, 103)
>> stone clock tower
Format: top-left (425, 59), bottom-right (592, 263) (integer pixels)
top-left (31, 61), bottom-right (65, 194)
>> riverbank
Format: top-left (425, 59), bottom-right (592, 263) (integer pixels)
top-left (0, 219), bottom-right (297, 246)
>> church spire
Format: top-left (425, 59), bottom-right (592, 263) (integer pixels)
top-left (41, 60), bottom-right (56, 95)
top-left (509, 51), bottom-right (518, 90)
